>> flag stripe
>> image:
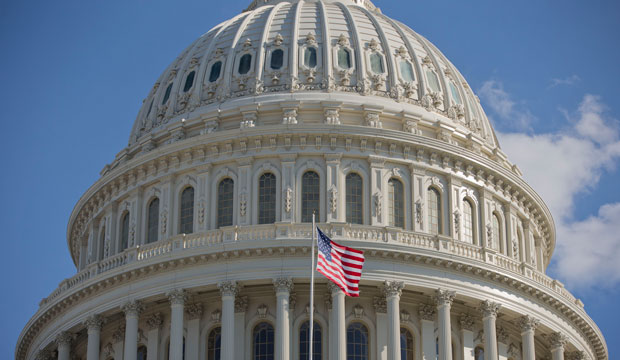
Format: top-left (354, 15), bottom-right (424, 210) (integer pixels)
top-left (316, 227), bottom-right (365, 297)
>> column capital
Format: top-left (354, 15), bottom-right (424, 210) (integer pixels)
top-left (418, 304), bottom-right (436, 321)
top-left (458, 313), bottom-right (475, 331)
top-left (146, 313), bottom-right (163, 330)
top-left (167, 288), bottom-right (188, 305)
top-left (516, 315), bottom-right (540, 333)
top-left (382, 280), bottom-right (405, 298)
top-left (479, 300), bottom-right (502, 319)
top-left (327, 281), bottom-right (342, 296)
top-left (373, 296), bottom-right (387, 314)
top-left (218, 280), bottom-right (240, 297)
top-left (235, 295), bottom-right (249, 313)
top-left (185, 303), bottom-right (204, 320)
top-left (434, 288), bottom-right (456, 307)
top-left (55, 331), bottom-right (74, 347)
top-left (84, 314), bottom-right (104, 331)
top-left (549, 332), bottom-right (568, 350)
top-left (273, 277), bottom-right (294, 294)
top-left (122, 300), bottom-right (144, 317)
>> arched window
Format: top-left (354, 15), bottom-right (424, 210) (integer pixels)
top-left (492, 213), bottom-right (501, 251)
top-left (183, 71), bottom-right (195, 92)
top-left (388, 178), bottom-right (404, 228)
top-left (162, 83), bottom-right (173, 105)
top-left (209, 61), bottom-right (222, 83)
top-left (270, 49), bottom-right (284, 70)
top-left (427, 188), bottom-right (441, 235)
top-left (370, 53), bottom-right (384, 74)
top-left (218, 179), bottom-right (234, 228)
top-left (400, 328), bottom-right (414, 360)
top-left (425, 69), bottom-right (440, 93)
top-left (239, 54), bottom-right (252, 75)
top-left (346, 173), bottom-right (363, 224)
top-left (346, 323), bottom-right (369, 360)
top-left (449, 81), bottom-right (462, 104)
top-left (207, 327), bottom-right (221, 360)
top-left (137, 345), bottom-right (147, 360)
top-left (258, 173), bottom-right (277, 224)
top-left (120, 211), bottom-right (130, 251)
top-left (304, 47), bottom-right (317, 68)
top-left (400, 60), bottom-right (415, 82)
top-left (300, 321), bottom-right (322, 360)
top-left (98, 225), bottom-right (106, 261)
top-left (180, 187), bottom-right (195, 234)
top-left (301, 171), bottom-right (320, 223)
top-left (338, 48), bottom-right (352, 69)
top-left (147, 198), bottom-right (160, 243)
top-left (253, 322), bottom-right (274, 360)
top-left (463, 199), bottom-right (474, 243)
top-left (474, 346), bottom-right (484, 360)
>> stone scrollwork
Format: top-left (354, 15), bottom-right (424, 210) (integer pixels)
top-left (218, 281), bottom-right (239, 297)
top-left (415, 200), bottom-right (423, 225)
top-left (400, 310), bottom-right (410, 322)
top-left (448, 104), bottom-right (465, 121)
top-left (121, 300), bottom-right (144, 317)
top-left (146, 313), bottom-right (163, 330)
top-left (497, 326), bottom-right (509, 343)
top-left (239, 192), bottom-right (247, 217)
top-left (35, 350), bottom-right (52, 360)
top-left (459, 313), bottom-right (475, 331)
top-left (284, 187), bottom-right (293, 213)
top-left (328, 185), bottom-right (338, 214)
top-left (353, 304), bottom-right (365, 319)
top-left (516, 315), bottom-right (540, 332)
top-left (273, 277), bottom-right (294, 293)
top-left (453, 209), bottom-right (460, 235)
top-left (548, 331), bottom-right (568, 349)
top-left (373, 192), bottom-right (382, 221)
top-left (235, 296), bottom-right (249, 313)
top-left (365, 112), bottom-right (382, 128)
top-left (324, 108), bottom-right (340, 125)
top-left (478, 300), bottom-right (501, 318)
top-left (54, 331), bottom-right (74, 346)
top-left (382, 280), bottom-right (405, 298)
top-left (373, 296), bottom-right (387, 314)
top-left (418, 304), bottom-right (436, 321)
top-left (210, 309), bottom-right (221, 322)
top-left (567, 351), bottom-right (586, 360)
top-left (434, 288), bottom-right (456, 306)
top-left (257, 304), bottom-right (268, 319)
top-left (167, 288), bottom-right (187, 305)
top-left (160, 210), bottom-right (168, 235)
top-left (282, 108), bottom-right (298, 125)
top-left (84, 314), bottom-right (104, 331)
top-left (186, 303), bottom-right (204, 320)
top-left (112, 325), bottom-right (126, 343)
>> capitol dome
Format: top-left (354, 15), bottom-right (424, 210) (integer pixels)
top-left (17, 1), bottom-right (607, 360)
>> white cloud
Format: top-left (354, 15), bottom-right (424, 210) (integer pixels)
top-left (479, 80), bottom-right (535, 131)
top-left (549, 74), bottom-right (581, 88)
top-left (496, 93), bottom-right (620, 290)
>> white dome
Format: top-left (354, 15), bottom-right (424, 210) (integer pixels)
top-left (129, 0), bottom-right (497, 150)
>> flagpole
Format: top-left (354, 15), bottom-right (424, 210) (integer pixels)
top-left (309, 212), bottom-right (316, 360)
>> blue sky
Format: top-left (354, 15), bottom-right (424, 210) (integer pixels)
top-left (1, 0), bottom-right (619, 358)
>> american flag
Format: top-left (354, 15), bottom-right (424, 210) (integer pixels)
top-left (316, 227), bottom-right (365, 297)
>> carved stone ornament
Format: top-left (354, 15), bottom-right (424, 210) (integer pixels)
top-left (198, 201), bottom-right (206, 225)
top-left (324, 291), bottom-right (333, 310)
top-left (112, 325), bottom-right (126, 343)
top-left (235, 296), bottom-right (249, 313)
top-left (418, 304), bottom-right (436, 321)
top-left (415, 200), bottom-right (423, 224)
top-left (373, 296), bottom-right (387, 314)
top-left (84, 314), bottom-right (104, 331)
top-left (373, 192), bottom-right (383, 220)
top-left (239, 192), bottom-right (247, 217)
top-left (35, 350), bottom-right (52, 360)
top-left (365, 112), bottom-right (382, 128)
top-left (497, 326), bottom-right (509, 343)
top-left (353, 304), bottom-right (365, 319)
top-left (284, 187), bottom-right (293, 213)
top-left (434, 288), bottom-right (456, 306)
top-left (122, 300), bottom-right (144, 317)
top-left (548, 332), bottom-right (568, 349)
top-left (329, 186), bottom-right (338, 214)
top-left (305, 303), bottom-right (315, 315)
top-left (257, 304), bottom-right (268, 319)
top-left (338, 33), bottom-right (348, 46)
top-left (327, 281), bottom-right (341, 296)
top-left (55, 331), bottom-right (74, 346)
top-left (400, 310), bottom-right (411, 322)
top-left (448, 104), bottom-right (465, 121)
top-left (516, 315), bottom-right (540, 332)
top-left (453, 209), bottom-right (461, 234)
top-left (146, 313), bottom-right (163, 330)
top-left (283, 108), bottom-right (298, 124)
top-left (383, 280), bottom-right (405, 298)
top-left (507, 343), bottom-right (521, 359)
top-left (186, 303), bottom-right (204, 320)
top-left (567, 351), bottom-right (586, 360)
top-left (289, 292), bottom-right (297, 310)
top-left (305, 32), bottom-right (316, 46)
top-left (459, 313), bottom-right (475, 331)
top-left (160, 210), bottom-right (168, 235)
top-left (324, 108), bottom-right (340, 125)
top-left (273, 277), bottom-right (294, 293)
top-left (479, 300), bottom-right (501, 318)
top-left (368, 38), bottom-right (380, 51)
top-left (102, 343), bottom-right (114, 359)
top-left (273, 33), bottom-right (284, 46)
top-left (167, 289), bottom-right (187, 305)
top-left (210, 309), bottom-right (221, 322)
top-left (218, 281), bottom-right (239, 297)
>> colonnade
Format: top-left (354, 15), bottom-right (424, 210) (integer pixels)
top-left (38, 282), bottom-right (580, 360)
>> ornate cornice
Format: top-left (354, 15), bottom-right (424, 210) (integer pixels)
top-left (383, 280), bottom-right (405, 298)
top-left (218, 281), bottom-right (239, 297)
top-left (516, 315), bottom-right (540, 333)
top-left (434, 288), bottom-right (456, 307)
top-left (479, 300), bottom-right (501, 319)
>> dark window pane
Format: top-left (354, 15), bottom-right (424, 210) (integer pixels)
top-left (218, 179), bottom-right (234, 227)
top-left (162, 83), bottom-right (173, 105)
top-left (300, 321), bottom-right (322, 360)
top-left (180, 187), bottom-right (195, 234)
top-left (346, 173), bottom-right (363, 224)
top-left (427, 188), bottom-right (441, 235)
top-left (253, 323), bottom-right (274, 360)
top-left (388, 178), bottom-right (404, 228)
top-left (370, 53), bottom-right (384, 74)
top-left (209, 61), bottom-right (222, 83)
top-left (98, 226), bottom-right (105, 261)
top-left (207, 327), bottom-right (222, 360)
top-left (137, 345), bottom-right (147, 360)
top-left (183, 71), bottom-right (195, 92)
top-left (338, 48), bottom-right (352, 69)
top-left (302, 171), bottom-right (320, 223)
top-left (120, 212), bottom-right (130, 251)
top-left (147, 198), bottom-right (159, 243)
top-left (259, 173), bottom-right (277, 224)
top-left (347, 323), bottom-right (369, 360)
top-left (400, 328), bottom-right (414, 360)
top-left (239, 54), bottom-right (252, 75)
top-left (270, 49), bottom-right (284, 70)
top-left (304, 47), bottom-right (317, 68)
top-left (400, 61), bottom-right (415, 82)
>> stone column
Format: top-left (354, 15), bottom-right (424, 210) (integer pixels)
top-left (186, 303), bottom-right (204, 360)
top-left (122, 300), bottom-right (144, 360)
top-left (219, 281), bottom-right (239, 360)
top-left (549, 332), bottom-right (568, 360)
top-left (435, 289), bottom-right (456, 360)
top-left (373, 296), bottom-right (388, 360)
top-left (419, 304), bottom-right (436, 360)
top-left (479, 300), bottom-right (501, 360)
top-left (146, 313), bottom-right (163, 360)
top-left (384, 281), bottom-right (404, 360)
top-left (55, 331), bottom-right (73, 360)
top-left (517, 315), bottom-right (539, 360)
top-left (84, 315), bottom-right (104, 360)
top-left (325, 291), bottom-right (334, 360)
top-left (459, 314), bottom-right (475, 360)
top-left (235, 296), bottom-right (249, 360)
top-left (329, 282), bottom-right (346, 360)
top-left (167, 289), bottom-right (187, 360)
top-left (497, 326), bottom-right (509, 360)
top-left (274, 278), bottom-right (294, 360)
